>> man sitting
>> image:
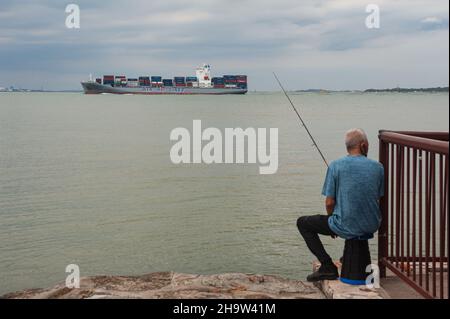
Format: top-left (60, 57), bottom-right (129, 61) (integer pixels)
top-left (297, 128), bottom-right (384, 282)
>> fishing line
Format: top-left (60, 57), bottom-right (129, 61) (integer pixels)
top-left (273, 72), bottom-right (329, 168)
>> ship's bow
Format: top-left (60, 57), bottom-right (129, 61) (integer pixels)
top-left (81, 82), bottom-right (103, 94)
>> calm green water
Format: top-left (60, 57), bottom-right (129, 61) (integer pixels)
top-left (0, 92), bottom-right (448, 294)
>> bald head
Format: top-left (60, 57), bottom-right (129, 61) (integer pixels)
top-left (345, 128), bottom-right (369, 155)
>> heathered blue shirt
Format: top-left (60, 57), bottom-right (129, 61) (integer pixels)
top-left (322, 155), bottom-right (384, 239)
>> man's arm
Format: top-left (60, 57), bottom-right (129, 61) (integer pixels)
top-left (325, 197), bottom-right (335, 216)
top-left (322, 163), bottom-right (336, 216)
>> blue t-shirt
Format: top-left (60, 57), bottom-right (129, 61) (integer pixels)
top-left (322, 155), bottom-right (384, 239)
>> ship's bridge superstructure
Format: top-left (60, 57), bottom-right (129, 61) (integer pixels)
top-left (196, 64), bottom-right (212, 88)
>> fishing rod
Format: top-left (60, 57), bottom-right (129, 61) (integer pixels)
top-left (273, 72), bottom-right (329, 168)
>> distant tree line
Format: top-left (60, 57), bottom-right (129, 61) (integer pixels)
top-left (364, 87), bottom-right (449, 93)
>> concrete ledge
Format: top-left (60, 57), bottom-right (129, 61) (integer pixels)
top-left (381, 269), bottom-right (424, 299)
top-left (313, 261), bottom-right (391, 299)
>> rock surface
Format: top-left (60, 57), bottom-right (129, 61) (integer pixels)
top-left (2, 272), bottom-right (326, 299)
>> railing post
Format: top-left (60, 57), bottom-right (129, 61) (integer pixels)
top-left (378, 131), bottom-right (389, 278)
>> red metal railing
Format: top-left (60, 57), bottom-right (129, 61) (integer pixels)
top-left (378, 131), bottom-right (449, 299)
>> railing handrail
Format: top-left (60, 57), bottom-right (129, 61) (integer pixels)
top-left (389, 131), bottom-right (449, 141)
top-left (379, 131), bottom-right (449, 155)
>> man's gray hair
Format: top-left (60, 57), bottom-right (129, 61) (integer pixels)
top-left (345, 128), bottom-right (368, 150)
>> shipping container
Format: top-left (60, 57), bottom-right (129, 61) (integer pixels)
top-left (151, 76), bottom-right (163, 82)
top-left (139, 76), bottom-right (151, 86)
top-left (103, 75), bottom-right (115, 86)
top-left (163, 79), bottom-right (173, 87)
top-left (127, 78), bottom-right (139, 87)
top-left (211, 77), bottom-right (225, 84)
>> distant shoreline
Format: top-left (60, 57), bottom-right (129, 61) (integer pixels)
top-left (293, 87), bottom-right (449, 94)
top-left (363, 87), bottom-right (449, 93)
top-left (0, 87), bottom-right (448, 94)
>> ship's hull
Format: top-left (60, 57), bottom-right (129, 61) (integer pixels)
top-left (81, 82), bottom-right (247, 95)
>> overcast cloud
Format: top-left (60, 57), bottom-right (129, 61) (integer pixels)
top-left (0, 0), bottom-right (448, 90)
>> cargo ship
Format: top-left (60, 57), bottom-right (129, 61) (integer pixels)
top-left (81, 64), bottom-right (247, 95)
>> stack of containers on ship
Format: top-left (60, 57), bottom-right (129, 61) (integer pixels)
top-left (127, 78), bottom-right (139, 87)
top-left (223, 75), bottom-right (248, 89)
top-left (186, 77), bottom-right (198, 87)
top-left (174, 77), bottom-right (186, 87)
top-left (236, 75), bottom-right (247, 89)
top-left (116, 76), bottom-right (127, 87)
top-left (163, 79), bottom-right (173, 87)
top-left (100, 72), bottom-right (247, 89)
top-left (212, 75), bottom-right (247, 89)
top-left (151, 76), bottom-right (163, 87)
top-left (103, 75), bottom-right (115, 86)
top-left (211, 77), bottom-right (225, 88)
top-left (139, 76), bottom-right (151, 87)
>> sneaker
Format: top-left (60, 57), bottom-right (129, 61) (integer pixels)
top-left (306, 263), bottom-right (339, 282)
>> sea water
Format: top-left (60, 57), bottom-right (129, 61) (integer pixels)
top-left (0, 92), bottom-right (448, 294)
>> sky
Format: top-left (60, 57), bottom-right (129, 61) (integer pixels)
top-left (0, 0), bottom-right (448, 91)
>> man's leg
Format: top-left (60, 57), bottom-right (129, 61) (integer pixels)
top-left (297, 215), bottom-right (339, 281)
top-left (297, 215), bottom-right (335, 264)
